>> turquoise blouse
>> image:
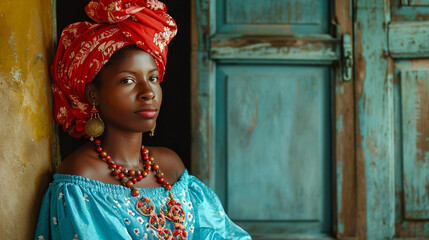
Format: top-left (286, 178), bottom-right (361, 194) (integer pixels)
top-left (35, 170), bottom-right (251, 240)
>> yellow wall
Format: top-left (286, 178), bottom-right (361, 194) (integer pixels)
top-left (0, 0), bottom-right (56, 238)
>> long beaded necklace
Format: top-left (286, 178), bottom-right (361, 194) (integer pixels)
top-left (93, 139), bottom-right (172, 197)
top-left (93, 139), bottom-right (188, 239)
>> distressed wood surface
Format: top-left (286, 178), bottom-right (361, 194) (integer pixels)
top-left (355, 0), bottom-right (396, 239)
top-left (390, 0), bottom-right (429, 237)
top-left (391, 0), bottom-right (429, 22)
top-left (393, 60), bottom-right (429, 237)
top-left (402, 0), bottom-right (429, 6)
top-left (389, 22), bottom-right (429, 58)
top-left (218, 65), bottom-right (331, 233)
top-left (210, 34), bottom-right (338, 61)
top-left (224, 0), bottom-right (321, 24)
top-left (216, 0), bottom-right (329, 35)
top-left (192, 0), bottom-right (351, 238)
top-left (357, 0), bottom-right (429, 238)
top-left (401, 70), bottom-right (429, 220)
top-left (191, 0), bottom-right (216, 186)
top-left (333, 0), bottom-right (356, 238)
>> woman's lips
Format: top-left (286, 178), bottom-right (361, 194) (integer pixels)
top-left (135, 106), bottom-right (158, 118)
top-left (136, 110), bottom-right (158, 118)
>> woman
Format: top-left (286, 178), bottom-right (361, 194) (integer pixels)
top-left (35, 0), bottom-right (251, 239)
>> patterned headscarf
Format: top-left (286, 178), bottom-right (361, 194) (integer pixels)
top-left (51, 0), bottom-right (177, 138)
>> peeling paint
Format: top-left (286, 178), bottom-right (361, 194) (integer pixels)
top-left (354, 1), bottom-right (370, 240)
top-left (391, 0), bottom-right (429, 22)
top-left (399, 65), bottom-right (429, 225)
top-left (389, 21), bottom-right (429, 57)
top-left (10, 66), bottom-right (22, 83)
top-left (426, 184), bottom-right (429, 201)
top-left (333, 0), bottom-right (356, 237)
top-left (210, 35), bottom-right (339, 61)
top-left (336, 115), bottom-right (344, 134)
top-left (336, 160), bottom-right (344, 235)
top-left (194, 0), bottom-right (336, 236)
top-left (0, 0), bottom-right (55, 239)
top-left (356, 0), bottom-right (429, 238)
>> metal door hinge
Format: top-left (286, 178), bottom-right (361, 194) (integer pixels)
top-left (342, 34), bottom-right (353, 81)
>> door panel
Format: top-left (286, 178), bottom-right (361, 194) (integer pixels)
top-left (400, 69), bottom-right (429, 220)
top-left (218, 0), bottom-right (329, 34)
top-left (392, 61), bottom-right (429, 236)
top-left (390, 0), bottom-right (429, 237)
top-left (215, 65), bottom-right (331, 232)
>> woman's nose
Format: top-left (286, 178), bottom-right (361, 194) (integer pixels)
top-left (138, 81), bottom-right (155, 100)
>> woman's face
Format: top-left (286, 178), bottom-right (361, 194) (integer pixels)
top-left (95, 47), bottom-right (162, 134)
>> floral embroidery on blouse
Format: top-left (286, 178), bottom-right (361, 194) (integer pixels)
top-left (125, 197), bottom-right (131, 206)
top-left (127, 209), bottom-right (135, 216)
top-left (114, 199), bottom-right (122, 208)
top-left (83, 193), bottom-right (89, 201)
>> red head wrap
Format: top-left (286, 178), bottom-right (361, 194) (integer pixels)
top-left (51, 0), bottom-right (177, 138)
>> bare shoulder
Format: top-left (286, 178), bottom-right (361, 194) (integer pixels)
top-left (148, 146), bottom-right (185, 182)
top-left (55, 142), bottom-right (104, 178)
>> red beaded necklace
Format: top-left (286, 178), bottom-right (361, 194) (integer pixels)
top-left (94, 139), bottom-right (188, 239)
top-left (94, 139), bottom-right (172, 197)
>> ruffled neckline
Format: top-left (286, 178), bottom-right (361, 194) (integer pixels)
top-left (52, 169), bottom-right (189, 197)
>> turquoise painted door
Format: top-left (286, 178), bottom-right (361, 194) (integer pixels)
top-left (192, 0), bottom-right (355, 238)
top-left (355, 0), bottom-right (429, 238)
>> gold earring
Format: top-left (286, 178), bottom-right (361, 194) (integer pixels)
top-left (149, 122), bottom-right (156, 137)
top-left (85, 103), bottom-right (105, 141)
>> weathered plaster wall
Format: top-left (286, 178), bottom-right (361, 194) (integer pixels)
top-left (0, 0), bottom-right (55, 239)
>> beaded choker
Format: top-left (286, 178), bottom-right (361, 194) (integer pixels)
top-left (94, 139), bottom-right (172, 197)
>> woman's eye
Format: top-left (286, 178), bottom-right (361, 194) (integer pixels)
top-left (120, 78), bottom-right (136, 84)
top-left (149, 75), bottom-right (159, 83)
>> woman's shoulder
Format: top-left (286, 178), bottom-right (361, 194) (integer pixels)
top-left (147, 146), bottom-right (185, 183)
top-left (55, 142), bottom-right (104, 178)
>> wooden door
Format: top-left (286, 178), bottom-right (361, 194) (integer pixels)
top-left (192, 0), bottom-right (355, 238)
top-left (355, 0), bottom-right (429, 238)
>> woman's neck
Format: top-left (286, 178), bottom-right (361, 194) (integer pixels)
top-left (99, 129), bottom-right (143, 168)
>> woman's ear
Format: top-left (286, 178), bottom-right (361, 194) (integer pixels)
top-left (85, 83), bottom-right (98, 104)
